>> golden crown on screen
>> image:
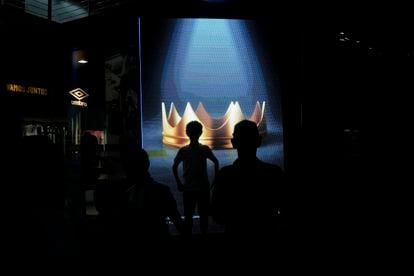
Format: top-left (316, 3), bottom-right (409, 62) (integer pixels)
top-left (161, 101), bottom-right (267, 149)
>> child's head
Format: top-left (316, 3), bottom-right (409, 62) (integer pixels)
top-left (186, 121), bottom-right (203, 141)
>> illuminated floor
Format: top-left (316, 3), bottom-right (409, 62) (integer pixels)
top-left (86, 190), bottom-right (224, 235)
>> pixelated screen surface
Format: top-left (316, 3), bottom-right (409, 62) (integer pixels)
top-left (140, 18), bottom-right (284, 199)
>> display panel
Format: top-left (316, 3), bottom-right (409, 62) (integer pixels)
top-left (140, 18), bottom-right (284, 198)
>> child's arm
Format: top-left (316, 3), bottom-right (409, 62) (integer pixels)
top-left (172, 151), bottom-right (184, 192)
top-left (207, 149), bottom-right (219, 180)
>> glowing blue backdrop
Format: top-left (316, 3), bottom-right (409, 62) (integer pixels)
top-left (140, 18), bottom-right (284, 210)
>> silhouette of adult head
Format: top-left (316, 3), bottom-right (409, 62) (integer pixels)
top-left (231, 120), bottom-right (262, 159)
top-left (186, 121), bottom-right (202, 142)
top-left (121, 147), bottom-right (151, 183)
top-left (80, 132), bottom-right (99, 184)
top-left (81, 132), bottom-right (98, 149)
top-left (80, 132), bottom-right (98, 161)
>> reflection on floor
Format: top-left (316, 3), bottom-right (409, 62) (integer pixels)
top-left (85, 190), bottom-right (225, 235)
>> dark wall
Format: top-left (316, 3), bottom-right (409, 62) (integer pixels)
top-left (0, 7), bottom-right (68, 119)
top-left (62, 11), bottom-right (139, 131)
top-left (297, 28), bottom-right (414, 251)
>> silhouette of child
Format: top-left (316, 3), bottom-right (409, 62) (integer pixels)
top-left (173, 121), bottom-right (219, 235)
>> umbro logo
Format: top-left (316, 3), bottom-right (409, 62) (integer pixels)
top-left (69, 88), bottom-right (89, 107)
top-left (69, 88), bottom-right (89, 101)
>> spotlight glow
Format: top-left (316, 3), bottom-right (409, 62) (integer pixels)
top-left (160, 19), bottom-right (270, 117)
top-left (140, 18), bottom-right (285, 180)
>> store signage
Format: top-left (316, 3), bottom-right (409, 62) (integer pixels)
top-left (6, 83), bottom-right (48, 96)
top-left (69, 88), bottom-right (89, 107)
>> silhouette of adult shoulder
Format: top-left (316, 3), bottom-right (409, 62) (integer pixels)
top-left (121, 148), bottom-right (184, 249)
top-left (211, 120), bottom-right (284, 240)
top-left (14, 135), bottom-right (78, 256)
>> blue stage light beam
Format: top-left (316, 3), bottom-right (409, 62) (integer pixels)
top-left (160, 19), bottom-right (271, 117)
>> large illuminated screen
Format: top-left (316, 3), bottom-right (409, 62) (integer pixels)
top-left (140, 18), bottom-right (284, 201)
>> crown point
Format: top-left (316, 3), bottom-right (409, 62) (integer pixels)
top-left (162, 101), bottom-right (267, 149)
